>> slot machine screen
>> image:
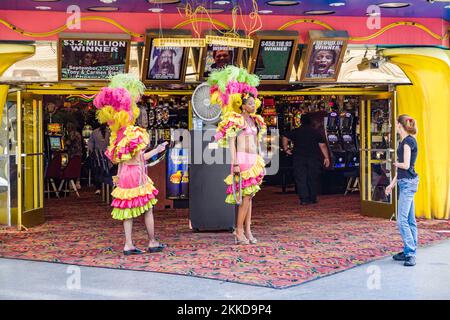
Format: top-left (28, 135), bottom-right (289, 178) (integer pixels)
top-left (47, 123), bottom-right (63, 135)
top-left (327, 114), bottom-right (339, 129)
top-left (49, 136), bottom-right (63, 151)
top-left (341, 116), bottom-right (352, 129)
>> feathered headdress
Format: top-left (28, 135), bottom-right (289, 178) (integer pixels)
top-left (94, 74), bottom-right (144, 134)
top-left (208, 66), bottom-right (261, 116)
top-left (94, 74), bottom-right (148, 163)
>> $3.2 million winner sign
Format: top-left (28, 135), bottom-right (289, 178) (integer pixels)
top-left (59, 34), bottom-right (131, 81)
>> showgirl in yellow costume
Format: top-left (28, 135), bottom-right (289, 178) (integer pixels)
top-left (94, 74), bottom-right (167, 255)
top-left (209, 66), bottom-right (267, 245)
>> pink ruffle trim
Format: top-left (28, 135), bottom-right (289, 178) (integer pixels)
top-left (111, 191), bottom-right (158, 209)
top-left (215, 119), bottom-right (241, 142)
top-left (225, 173), bottom-right (264, 195)
top-left (116, 136), bottom-right (144, 159)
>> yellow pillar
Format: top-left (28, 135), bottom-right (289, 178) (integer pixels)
top-left (383, 48), bottom-right (450, 219)
top-left (0, 43), bottom-right (35, 226)
top-left (0, 85), bottom-right (8, 225)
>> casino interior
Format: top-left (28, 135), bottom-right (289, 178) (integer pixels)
top-left (0, 2), bottom-right (449, 285)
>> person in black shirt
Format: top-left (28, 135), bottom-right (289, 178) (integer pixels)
top-left (282, 113), bottom-right (331, 205)
top-left (386, 114), bottom-right (419, 267)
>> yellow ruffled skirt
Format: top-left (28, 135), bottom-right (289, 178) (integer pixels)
top-left (224, 153), bottom-right (265, 204)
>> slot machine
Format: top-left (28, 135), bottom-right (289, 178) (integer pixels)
top-left (340, 112), bottom-right (359, 168)
top-left (325, 112), bottom-right (346, 169)
top-left (46, 123), bottom-right (68, 167)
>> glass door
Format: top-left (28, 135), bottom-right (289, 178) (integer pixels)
top-left (0, 86), bottom-right (13, 226)
top-left (360, 92), bottom-right (397, 219)
top-left (13, 91), bottom-right (45, 230)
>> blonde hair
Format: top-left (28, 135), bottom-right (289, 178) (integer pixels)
top-left (397, 114), bottom-right (417, 135)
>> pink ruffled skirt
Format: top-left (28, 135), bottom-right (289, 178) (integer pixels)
top-left (110, 164), bottom-right (159, 220)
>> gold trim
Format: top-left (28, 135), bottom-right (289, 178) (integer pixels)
top-left (360, 99), bottom-right (366, 201)
top-left (367, 99), bottom-right (372, 201)
top-left (278, 19), bottom-right (334, 31)
top-left (16, 91), bottom-right (22, 231)
top-left (350, 21), bottom-right (448, 41)
top-left (0, 16), bottom-right (446, 43)
top-left (0, 16), bottom-right (143, 38)
top-left (173, 18), bottom-right (231, 31)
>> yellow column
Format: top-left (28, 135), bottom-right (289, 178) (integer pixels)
top-left (0, 85), bottom-right (8, 225)
top-left (0, 44), bottom-right (35, 226)
top-left (383, 48), bottom-right (450, 219)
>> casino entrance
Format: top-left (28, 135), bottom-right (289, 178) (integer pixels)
top-left (0, 83), bottom-right (400, 230)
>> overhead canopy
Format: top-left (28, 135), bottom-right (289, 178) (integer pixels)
top-left (0, 41), bottom-right (410, 85)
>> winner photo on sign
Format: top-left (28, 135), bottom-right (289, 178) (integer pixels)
top-left (147, 46), bottom-right (184, 80)
top-left (203, 45), bottom-right (236, 78)
top-left (305, 40), bottom-right (345, 80)
top-left (60, 39), bottom-right (129, 80)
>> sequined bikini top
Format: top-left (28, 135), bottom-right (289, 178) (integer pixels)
top-left (241, 117), bottom-right (257, 136)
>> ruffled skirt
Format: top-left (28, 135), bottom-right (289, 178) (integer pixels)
top-left (224, 152), bottom-right (265, 204)
top-left (111, 164), bottom-right (158, 220)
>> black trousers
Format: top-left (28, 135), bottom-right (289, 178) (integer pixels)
top-left (293, 157), bottom-right (322, 203)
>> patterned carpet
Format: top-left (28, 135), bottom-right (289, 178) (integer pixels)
top-left (1, 187), bottom-right (449, 289)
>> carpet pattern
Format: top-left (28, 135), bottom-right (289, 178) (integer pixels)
top-left (1, 187), bottom-right (449, 289)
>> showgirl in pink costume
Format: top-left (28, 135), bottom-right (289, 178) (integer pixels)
top-left (94, 74), bottom-right (167, 255)
top-left (209, 66), bottom-right (267, 245)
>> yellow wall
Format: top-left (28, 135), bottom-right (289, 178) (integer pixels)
top-left (383, 48), bottom-right (450, 219)
top-left (0, 85), bottom-right (9, 225)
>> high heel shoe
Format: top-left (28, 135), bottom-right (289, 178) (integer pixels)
top-left (234, 235), bottom-right (249, 245)
top-left (247, 236), bottom-right (258, 244)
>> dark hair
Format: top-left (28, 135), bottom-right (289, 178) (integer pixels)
top-left (397, 114), bottom-right (417, 135)
top-left (99, 123), bottom-right (107, 139)
top-left (241, 92), bottom-right (255, 106)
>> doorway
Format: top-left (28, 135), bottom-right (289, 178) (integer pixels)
top-left (0, 90), bottom-right (44, 230)
top-left (360, 92), bottom-right (397, 219)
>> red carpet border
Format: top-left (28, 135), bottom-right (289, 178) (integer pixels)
top-left (1, 187), bottom-right (449, 289)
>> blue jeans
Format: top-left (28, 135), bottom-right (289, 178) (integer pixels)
top-left (397, 176), bottom-right (419, 257)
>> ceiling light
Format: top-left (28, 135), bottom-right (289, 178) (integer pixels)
top-left (329, 1), bottom-right (346, 6)
top-left (204, 8), bottom-right (225, 13)
top-left (213, 0), bottom-right (231, 5)
top-left (147, 0), bottom-right (181, 4)
top-left (35, 6), bottom-right (52, 10)
top-left (148, 8), bottom-right (164, 12)
top-left (100, 0), bottom-right (117, 3)
top-left (446, 5), bottom-right (450, 8)
top-left (304, 10), bottom-right (335, 15)
top-left (266, 1), bottom-right (300, 6)
top-left (87, 6), bottom-right (119, 11)
top-left (377, 2), bottom-right (411, 8)
top-left (366, 11), bottom-right (381, 16)
top-left (258, 10), bottom-right (273, 14)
